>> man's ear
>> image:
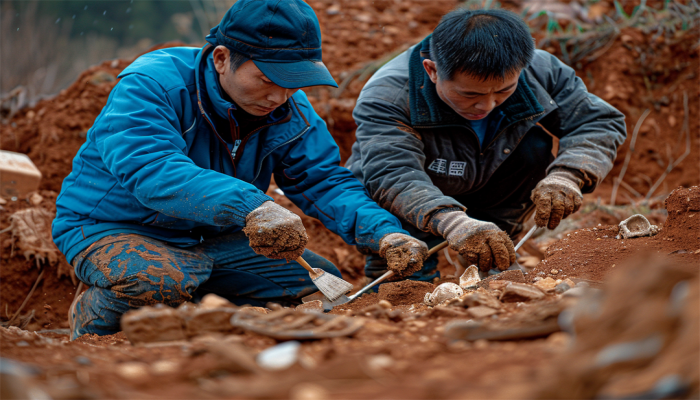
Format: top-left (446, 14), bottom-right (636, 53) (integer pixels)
top-left (212, 46), bottom-right (230, 75)
top-left (422, 59), bottom-right (439, 84)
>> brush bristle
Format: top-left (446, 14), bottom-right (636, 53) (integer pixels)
top-left (312, 272), bottom-right (354, 302)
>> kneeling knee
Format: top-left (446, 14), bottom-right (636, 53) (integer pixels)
top-left (112, 273), bottom-right (196, 308)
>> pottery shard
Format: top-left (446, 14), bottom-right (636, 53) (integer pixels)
top-left (499, 283), bottom-right (545, 303)
top-left (467, 306), bottom-right (498, 319)
top-left (424, 283), bottom-right (464, 306)
top-left (462, 289), bottom-right (503, 310)
top-left (535, 277), bottom-right (559, 293)
top-left (296, 300), bottom-right (324, 312)
top-left (184, 307), bottom-right (239, 337)
top-left (459, 265), bottom-right (481, 289)
top-left (199, 293), bottom-right (237, 309)
top-left (240, 307), bottom-right (269, 315)
top-left (121, 306), bottom-right (186, 344)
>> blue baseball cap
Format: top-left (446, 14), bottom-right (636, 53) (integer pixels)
top-left (205, 0), bottom-right (338, 89)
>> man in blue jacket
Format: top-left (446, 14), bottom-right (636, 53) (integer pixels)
top-left (53, 0), bottom-right (427, 340)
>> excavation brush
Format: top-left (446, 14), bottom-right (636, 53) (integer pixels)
top-left (297, 256), bottom-right (354, 302)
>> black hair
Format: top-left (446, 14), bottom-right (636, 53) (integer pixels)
top-left (229, 49), bottom-right (249, 72)
top-left (430, 9), bottom-right (535, 81)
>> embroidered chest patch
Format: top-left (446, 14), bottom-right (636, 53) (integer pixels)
top-left (449, 161), bottom-right (466, 176)
top-left (427, 158), bottom-right (447, 174)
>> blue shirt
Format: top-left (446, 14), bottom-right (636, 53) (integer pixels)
top-left (468, 116), bottom-right (490, 146)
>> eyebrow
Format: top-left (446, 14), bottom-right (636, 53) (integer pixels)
top-left (459, 82), bottom-right (517, 96)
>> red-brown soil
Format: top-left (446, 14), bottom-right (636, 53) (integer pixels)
top-left (529, 186), bottom-right (700, 283)
top-left (1, 1), bottom-right (699, 398)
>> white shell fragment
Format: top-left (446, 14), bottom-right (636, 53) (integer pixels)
top-left (459, 265), bottom-right (481, 289)
top-left (424, 283), bottom-right (464, 306)
top-left (617, 214), bottom-right (659, 239)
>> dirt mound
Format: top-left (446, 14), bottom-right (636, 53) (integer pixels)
top-left (378, 280), bottom-right (435, 306)
top-left (660, 186), bottom-right (700, 248)
top-left (529, 186), bottom-right (700, 283)
top-left (538, 258), bottom-right (699, 398)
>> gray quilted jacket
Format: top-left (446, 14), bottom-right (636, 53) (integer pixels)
top-left (346, 36), bottom-right (627, 232)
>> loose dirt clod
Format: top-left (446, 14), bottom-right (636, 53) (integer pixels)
top-left (500, 283), bottom-right (546, 303)
top-left (377, 280), bottom-right (435, 306)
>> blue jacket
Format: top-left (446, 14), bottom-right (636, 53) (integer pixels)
top-left (53, 45), bottom-right (407, 263)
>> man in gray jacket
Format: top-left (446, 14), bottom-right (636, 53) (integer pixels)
top-left (346, 9), bottom-right (626, 280)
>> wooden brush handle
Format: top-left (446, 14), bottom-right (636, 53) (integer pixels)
top-left (428, 241), bottom-right (449, 256)
top-left (296, 256), bottom-right (315, 273)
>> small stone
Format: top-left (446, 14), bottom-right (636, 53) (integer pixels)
top-left (199, 293), bottom-right (235, 309)
top-left (240, 306), bottom-right (269, 314)
top-left (424, 283), bottom-right (464, 306)
top-left (150, 360), bottom-right (179, 375)
top-left (16, 341), bottom-right (29, 347)
top-left (296, 300), bottom-right (323, 312)
top-left (499, 283), bottom-right (545, 303)
top-left (184, 307), bottom-right (238, 337)
top-left (461, 289), bottom-right (502, 309)
top-left (29, 193), bottom-right (43, 206)
top-left (121, 306), bottom-right (186, 344)
top-left (554, 282), bottom-right (572, 294)
top-left (563, 287), bottom-right (588, 297)
top-left (550, 269), bottom-right (559, 275)
top-left (547, 332), bottom-right (571, 347)
top-left (466, 306), bottom-right (498, 318)
top-left (459, 265), bottom-right (480, 289)
top-left (74, 356), bottom-right (92, 366)
top-left (534, 277), bottom-right (558, 293)
top-left (290, 382), bottom-right (330, 400)
top-left (366, 354), bottom-right (394, 370)
top-left (517, 256), bottom-right (540, 269)
top-left (377, 300), bottom-right (393, 309)
top-left (474, 339), bottom-right (489, 349)
top-left (257, 341), bottom-right (300, 371)
top-left (116, 362), bottom-right (150, 380)
top-left (0, 197), bottom-right (7, 205)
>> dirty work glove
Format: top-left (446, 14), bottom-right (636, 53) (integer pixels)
top-left (432, 211), bottom-right (516, 272)
top-left (243, 201), bottom-right (308, 261)
top-left (531, 168), bottom-right (584, 230)
top-left (378, 233), bottom-right (429, 278)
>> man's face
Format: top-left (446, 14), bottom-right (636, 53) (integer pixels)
top-left (213, 46), bottom-right (294, 116)
top-left (423, 59), bottom-right (520, 121)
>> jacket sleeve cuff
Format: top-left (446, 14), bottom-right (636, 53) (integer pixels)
top-left (355, 226), bottom-right (409, 254)
top-left (231, 192), bottom-right (273, 227)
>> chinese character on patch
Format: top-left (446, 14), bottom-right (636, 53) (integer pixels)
top-left (427, 158), bottom-right (447, 174)
top-left (449, 161), bottom-right (466, 176)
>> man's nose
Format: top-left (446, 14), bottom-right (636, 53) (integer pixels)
top-left (474, 96), bottom-right (496, 112)
top-left (267, 86), bottom-right (289, 105)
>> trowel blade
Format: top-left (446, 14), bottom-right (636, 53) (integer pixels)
top-left (487, 260), bottom-right (524, 276)
top-left (301, 291), bottom-right (350, 311)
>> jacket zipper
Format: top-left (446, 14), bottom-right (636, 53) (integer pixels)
top-left (197, 99), bottom-right (237, 175)
top-left (482, 111), bottom-right (545, 154)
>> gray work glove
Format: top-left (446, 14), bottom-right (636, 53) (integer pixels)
top-left (243, 201), bottom-right (308, 261)
top-left (378, 233), bottom-right (429, 278)
top-left (531, 168), bottom-right (583, 230)
top-left (433, 211), bottom-right (516, 272)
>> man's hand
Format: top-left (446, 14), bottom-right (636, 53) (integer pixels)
top-left (243, 201), bottom-right (308, 261)
top-left (531, 169), bottom-right (583, 230)
top-left (379, 233), bottom-right (428, 278)
top-left (433, 211), bottom-right (515, 272)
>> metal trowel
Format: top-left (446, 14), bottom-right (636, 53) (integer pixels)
top-left (486, 225), bottom-right (540, 276)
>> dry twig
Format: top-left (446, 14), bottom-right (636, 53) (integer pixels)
top-left (645, 91), bottom-right (691, 200)
top-left (4, 268), bottom-right (45, 327)
top-left (611, 109), bottom-right (651, 205)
